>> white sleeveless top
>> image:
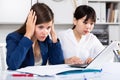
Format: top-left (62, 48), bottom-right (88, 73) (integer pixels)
top-left (35, 55), bottom-right (43, 66)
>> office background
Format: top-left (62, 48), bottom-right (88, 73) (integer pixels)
top-left (0, 0), bottom-right (120, 45)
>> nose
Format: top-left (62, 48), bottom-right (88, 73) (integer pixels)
top-left (86, 23), bottom-right (91, 29)
top-left (43, 28), bottom-right (49, 35)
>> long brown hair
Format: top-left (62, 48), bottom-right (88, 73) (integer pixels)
top-left (16, 3), bottom-right (54, 58)
top-left (16, 3), bottom-right (54, 34)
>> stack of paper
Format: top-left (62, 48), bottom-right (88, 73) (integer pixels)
top-left (16, 64), bottom-right (101, 76)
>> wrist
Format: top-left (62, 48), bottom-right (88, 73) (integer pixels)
top-left (51, 34), bottom-right (57, 43)
top-left (51, 32), bottom-right (58, 43)
top-left (24, 33), bottom-right (32, 39)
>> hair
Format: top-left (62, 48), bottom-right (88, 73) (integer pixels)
top-left (72, 5), bottom-right (96, 29)
top-left (16, 3), bottom-right (54, 34)
top-left (16, 3), bottom-right (54, 58)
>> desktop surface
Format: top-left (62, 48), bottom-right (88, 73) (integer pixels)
top-left (0, 62), bottom-right (120, 80)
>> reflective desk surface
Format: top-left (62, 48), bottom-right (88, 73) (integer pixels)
top-left (0, 71), bottom-right (102, 80)
top-left (1, 62), bottom-right (120, 80)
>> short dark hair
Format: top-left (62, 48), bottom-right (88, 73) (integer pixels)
top-left (74, 5), bottom-right (96, 22)
top-left (72, 5), bottom-right (96, 29)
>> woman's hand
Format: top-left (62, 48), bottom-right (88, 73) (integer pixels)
top-left (50, 24), bottom-right (58, 43)
top-left (65, 56), bottom-right (84, 64)
top-left (85, 57), bottom-right (93, 64)
top-left (24, 10), bottom-right (37, 39)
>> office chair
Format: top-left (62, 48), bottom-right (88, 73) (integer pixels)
top-left (0, 43), bottom-right (7, 71)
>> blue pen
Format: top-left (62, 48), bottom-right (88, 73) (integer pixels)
top-left (83, 75), bottom-right (87, 80)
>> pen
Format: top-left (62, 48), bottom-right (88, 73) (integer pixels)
top-left (12, 73), bottom-right (33, 77)
top-left (83, 75), bottom-right (87, 80)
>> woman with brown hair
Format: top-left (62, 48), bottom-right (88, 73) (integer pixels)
top-left (6, 3), bottom-right (64, 70)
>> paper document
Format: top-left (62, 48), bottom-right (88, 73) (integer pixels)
top-left (16, 64), bottom-right (101, 76)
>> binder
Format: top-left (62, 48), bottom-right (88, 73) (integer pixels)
top-left (109, 3), bottom-right (114, 22)
top-left (100, 2), bottom-right (106, 23)
top-left (114, 9), bottom-right (119, 23)
top-left (89, 2), bottom-right (101, 23)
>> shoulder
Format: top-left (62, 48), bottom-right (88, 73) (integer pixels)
top-left (6, 32), bottom-right (23, 41)
top-left (58, 28), bottom-right (72, 34)
top-left (58, 29), bottom-right (73, 37)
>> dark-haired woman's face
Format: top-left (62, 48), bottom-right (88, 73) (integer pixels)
top-left (34, 21), bottom-right (53, 41)
top-left (73, 16), bottom-right (95, 35)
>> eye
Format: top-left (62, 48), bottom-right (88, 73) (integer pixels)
top-left (90, 22), bottom-right (94, 25)
top-left (83, 21), bottom-right (87, 24)
top-left (38, 26), bottom-right (44, 29)
top-left (47, 26), bottom-right (51, 30)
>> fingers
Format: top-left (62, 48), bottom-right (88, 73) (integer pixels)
top-left (27, 10), bottom-right (33, 23)
top-left (27, 10), bottom-right (36, 24)
top-left (25, 10), bottom-right (37, 39)
top-left (65, 56), bottom-right (93, 65)
top-left (65, 56), bottom-right (83, 64)
top-left (85, 58), bottom-right (93, 64)
top-left (33, 15), bottom-right (37, 25)
top-left (32, 11), bottom-right (37, 25)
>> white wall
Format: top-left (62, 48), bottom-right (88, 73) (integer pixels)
top-left (0, 0), bottom-right (120, 43)
top-left (0, 24), bottom-right (19, 43)
top-left (0, 24), bottom-right (72, 43)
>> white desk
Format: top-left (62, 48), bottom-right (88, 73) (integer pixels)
top-left (0, 62), bottom-right (120, 80)
top-left (0, 71), bottom-right (101, 80)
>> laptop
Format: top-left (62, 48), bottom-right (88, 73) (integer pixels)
top-left (69, 41), bottom-right (120, 69)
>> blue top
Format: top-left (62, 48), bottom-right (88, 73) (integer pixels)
top-left (6, 32), bottom-right (64, 70)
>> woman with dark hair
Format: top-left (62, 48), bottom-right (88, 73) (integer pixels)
top-left (6, 3), bottom-right (64, 70)
top-left (58, 5), bottom-right (104, 64)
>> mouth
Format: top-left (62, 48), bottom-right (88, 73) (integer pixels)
top-left (84, 30), bottom-right (89, 33)
top-left (40, 36), bottom-right (46, 39)
top-left (39, 36), bottom-right (46, 41)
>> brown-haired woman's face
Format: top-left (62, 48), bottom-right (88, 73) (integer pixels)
top-left (34, 21), bottom-right (53, 41)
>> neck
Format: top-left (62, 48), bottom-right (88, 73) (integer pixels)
top-left (31, 36), bottom-right (37, 42)
top-left (73, 29), bottom-right (82, 42)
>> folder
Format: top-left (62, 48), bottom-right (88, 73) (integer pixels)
top-left (89, 2), bottom-right (101, 23)
top-left (114, 9), bottom-right (119, 23)
top-left (16, 64), bottom-right (101, 76)
top-left (108, 3), bottom-right (114, 22)
top-left (100, 2), bottom-right (106, 23)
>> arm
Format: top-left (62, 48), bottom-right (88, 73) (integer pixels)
top-left (50, 24), bottom-right (58, 43)
top-left (47, 24), bottom-right (64, 64)
top-left (6, 35), bottom-right (33, 70)
top-left (6, 10), bottom-right (36, 70)
top-left (90, 35), bottom-right (105, 58)
top-left (48, 38), bottom-right (64, 64)
top-left (24, 10), bottom-right (37, 40)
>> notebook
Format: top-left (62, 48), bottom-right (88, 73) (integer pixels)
top-left (70, 41), bottom-right (120, 69)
